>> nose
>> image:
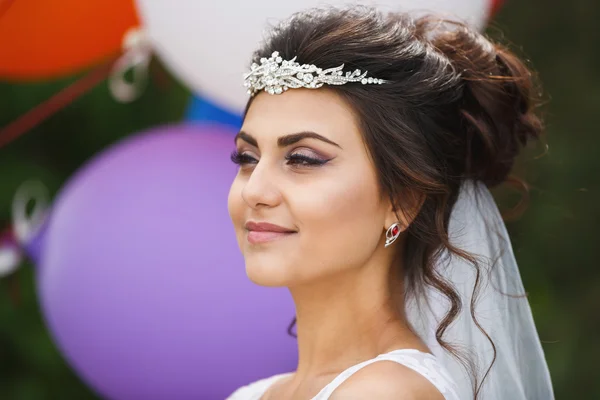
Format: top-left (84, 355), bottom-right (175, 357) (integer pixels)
top-left (241, 160), bottom-right (282, 210)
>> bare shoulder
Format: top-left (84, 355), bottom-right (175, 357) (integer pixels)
top-left (329, 360), bottom-right (445, 400)
top-left (226, 373), bottom-right (292, 400)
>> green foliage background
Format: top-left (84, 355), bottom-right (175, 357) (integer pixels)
top-left (0, 1), bottom-right (598, 399)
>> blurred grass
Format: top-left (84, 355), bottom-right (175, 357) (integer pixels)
top-left (491, 1), bottom-right (600, 397)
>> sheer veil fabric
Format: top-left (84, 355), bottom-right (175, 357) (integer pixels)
top-left (405, 180), bottom-right (555, 399)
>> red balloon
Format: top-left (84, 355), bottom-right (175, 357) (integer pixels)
top-left (0, 0), bottom-right (139, 80)
top-left (490, 0), bottom-right (505, 17)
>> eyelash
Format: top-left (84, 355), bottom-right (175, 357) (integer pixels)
top-left (230, 151), bottom-right (329, 167)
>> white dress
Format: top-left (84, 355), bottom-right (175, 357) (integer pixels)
top-left (226, 348), bottom-right (460, 400)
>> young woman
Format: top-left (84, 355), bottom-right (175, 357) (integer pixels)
top-left (226, 6), bottom-right (554, 399)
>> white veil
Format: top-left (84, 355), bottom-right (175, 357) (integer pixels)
top-left (406, 180), bottom-right (555, 399)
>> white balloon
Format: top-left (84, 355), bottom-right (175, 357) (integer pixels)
top-left (135, 0), bottom-right (492, 113)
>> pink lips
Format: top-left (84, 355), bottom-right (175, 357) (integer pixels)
top-left (245, 221), bottom-right (297, 244)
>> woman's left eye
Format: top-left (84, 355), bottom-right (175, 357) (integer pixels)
top-left (285, 152), bottom-right (330, 166)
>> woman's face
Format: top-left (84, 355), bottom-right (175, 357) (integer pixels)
top-left (228, 88), bottom-right (392, 287)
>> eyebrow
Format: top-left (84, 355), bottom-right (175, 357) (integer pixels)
top-left (234, 130), bottom-right (342, 149)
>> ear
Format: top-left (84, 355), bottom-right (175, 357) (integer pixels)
top-left (384, 189), bottom-right (425, 231)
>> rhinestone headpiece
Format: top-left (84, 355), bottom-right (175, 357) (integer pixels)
top-left (243, 51), bottom-right (388, 96)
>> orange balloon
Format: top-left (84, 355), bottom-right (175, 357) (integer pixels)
top-left (0, 0), bottom-right (139, 80)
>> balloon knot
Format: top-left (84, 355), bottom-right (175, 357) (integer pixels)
top-left (109, 27), bottom-right (153, 103)
top-left (0, 227), bottom-right (22, 277)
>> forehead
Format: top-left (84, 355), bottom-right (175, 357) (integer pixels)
top-left (242, 88), bottom-right (361, 146)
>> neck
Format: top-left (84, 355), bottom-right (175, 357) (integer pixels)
top-left (287, 248), bottom-right (426, 380)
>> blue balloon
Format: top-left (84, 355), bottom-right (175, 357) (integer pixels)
top-left (185, 95), bottom-right (243, 130)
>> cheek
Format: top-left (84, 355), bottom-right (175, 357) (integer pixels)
top-left (227, 176), bottom-right (244, 232)
top-left (293, 167), bottom-right (383, 268)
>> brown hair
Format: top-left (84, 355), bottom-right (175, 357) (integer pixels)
top-left (246, 5), bottom-right (543, 398)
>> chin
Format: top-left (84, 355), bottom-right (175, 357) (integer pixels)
top-left (243, 251), bottom-right (303, 287)
top-left (245, 263), bottom-right (291, 287)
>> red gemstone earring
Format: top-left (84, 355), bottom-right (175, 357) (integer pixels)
top-left (384, 222), bottom-right (402, 248)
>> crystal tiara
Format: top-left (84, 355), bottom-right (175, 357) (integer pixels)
top-left (243, 51), bottom-right (388, 96)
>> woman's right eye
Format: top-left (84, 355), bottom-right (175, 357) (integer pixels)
top-left (230, 151), bottom-right (258, 166)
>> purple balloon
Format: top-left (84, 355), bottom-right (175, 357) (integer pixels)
top-left (23, 218), bottom-right (48, 265)
top-left (39, 124), bottom-right (297, 400)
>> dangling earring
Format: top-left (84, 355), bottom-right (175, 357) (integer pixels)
top-left (384, 222), bottom-right (402, 248)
